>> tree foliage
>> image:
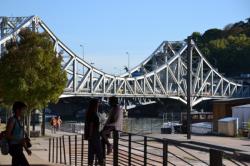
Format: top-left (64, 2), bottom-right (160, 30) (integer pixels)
top-left (0, 29), bottom-right (67, 110)
top-left (191, 18), bottom-right (250, 76)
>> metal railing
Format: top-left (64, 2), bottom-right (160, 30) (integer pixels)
top-left (48, 131), bottom-right (249, 166)
top-left (46, 122), bottom-right (85, 133)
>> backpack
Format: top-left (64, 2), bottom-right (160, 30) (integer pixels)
top-left (0, 118), bottom-right (16, 155)
top-left (0, 131), bottom-right (9, 155)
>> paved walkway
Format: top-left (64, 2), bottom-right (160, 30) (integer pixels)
top-left (1, 129), bottom-right (250, 165)
top-left (146, 133), bottom-right (250, 159)
top-left (0, 129), bottom-right (68, 166)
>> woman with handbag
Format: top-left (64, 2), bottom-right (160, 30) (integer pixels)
top-left (6, 101), bottom-right (32, 166)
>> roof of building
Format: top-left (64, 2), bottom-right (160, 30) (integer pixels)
top-left (232, 104), bottom-right (250, 108)
top-left (213, 97), bottom-right (250, 103)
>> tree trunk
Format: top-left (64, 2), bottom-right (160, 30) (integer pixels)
top-left (41, 108), bottom-right (45, 136)
top-left (32, 110), bottom-right (35, 131)
top-left (26, 110), bottom-right (31, 137)
top-left (32, 124), bottom-right (35, 131)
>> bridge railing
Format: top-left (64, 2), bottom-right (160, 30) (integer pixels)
top-left (48, 131), bottom-right (249, 166)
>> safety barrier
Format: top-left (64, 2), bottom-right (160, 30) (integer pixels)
top-left (48, 131), bottom-right (249, 166)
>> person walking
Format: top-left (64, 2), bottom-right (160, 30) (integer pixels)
top-left (6, 101), bottom-right (32, 166)
top-left (56, 116), bottom-right (62, 131)
top-left (84, 99), bottom-right (103, 166)
top-left (50, 117), bottom-right (57, 134)
top-left (101, 96), bottom-right (123, 155)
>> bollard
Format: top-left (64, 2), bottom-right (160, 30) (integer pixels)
top-left (144, 136), bottom-right (147, 166)
top-left (56, 137), bottom-right (58, 163)
top-left (128, 133), bottom-right (131, 166)
top-left (62, 136), bottom-right (66, 164)
top-left (69, 135), bottom-right (72, 165)
top-left (60, 137), bottom-right (62, 163)
top-left (210, 149), bottom-right (223, 166)
top-left (113, 130), bottom-right (119, 166)
top-left (163, 139), bottom-right (168, 166)
top-left (52, 138), bottom-right (55, 162)
top-left (75, 135), bottom-right (77, 166)
top-left (49, 138), bottom-right (51, 162)
top-left (81, 134), bottom-right (84, 166)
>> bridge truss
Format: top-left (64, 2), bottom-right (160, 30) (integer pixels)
top-left (0, 16), bottom-right (249, 107)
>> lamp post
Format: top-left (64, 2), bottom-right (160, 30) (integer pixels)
top-left (80, 44), bottom-right (84, 60)
top-left (126, 52), bottom-right (130, 70)
top-left (80, 44), bottom-right (85, 74)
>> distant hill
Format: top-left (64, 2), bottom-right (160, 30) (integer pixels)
top-left (191, 18), bottom-right (250, 77)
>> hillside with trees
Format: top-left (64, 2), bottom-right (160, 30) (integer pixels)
top-left (191, 18), bottom-right (250, 77)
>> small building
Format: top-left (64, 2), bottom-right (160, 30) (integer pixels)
top-left (232, 104), bottom-right (250, 129)
top-left (212, 98), bottom-right (250, 132)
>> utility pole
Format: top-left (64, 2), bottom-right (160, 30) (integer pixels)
top-left (187, 36), bottom-right (193, 140)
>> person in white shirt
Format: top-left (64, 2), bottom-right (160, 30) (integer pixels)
top-left (101, 96), bottom-right (123, 155)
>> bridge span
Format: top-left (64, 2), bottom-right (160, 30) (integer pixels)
top-left (0, 16), bottom-right (249, 107)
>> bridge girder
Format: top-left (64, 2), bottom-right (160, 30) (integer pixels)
top-left (0, 16), bottom-right (249, 107)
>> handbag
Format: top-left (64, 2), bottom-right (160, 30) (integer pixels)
top-left (24, 133), bottom-right (32, 148)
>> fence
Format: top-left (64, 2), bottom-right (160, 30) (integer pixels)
top-left (48, 131), bottom-right (249, 166)
top-left (123, 118), bottom-right (163, 134)
top-left (46, 122), bottom-right (85, 133)
top-left (46, 118), bottom-right (163, 135)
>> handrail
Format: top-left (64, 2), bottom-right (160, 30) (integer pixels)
top-left (47, 131), bottom-right (248, 166)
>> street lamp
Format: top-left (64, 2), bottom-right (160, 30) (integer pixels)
top-left (80, 44), bottom-right (84, 60)
top-left (80, 44), bottom-right (85, 74)
top-left (126, 52), bottom-right (130, 70)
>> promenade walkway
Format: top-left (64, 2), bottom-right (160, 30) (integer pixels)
top-left (0, 129), bottom-right (68, 166)
top-left (147, 133), bottom-right (250, 157)
top-left (1, 128), bottom-right (250, 165)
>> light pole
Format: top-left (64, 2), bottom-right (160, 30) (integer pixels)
top-left (80, 44), bottom-right (84, 60)
top-left (126, 52), bottom-right (130, 70)
top-left (80, 44), bottom-right (85, 74)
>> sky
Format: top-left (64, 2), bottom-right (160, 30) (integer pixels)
top-left (1, 0), bottom-right (250, 74)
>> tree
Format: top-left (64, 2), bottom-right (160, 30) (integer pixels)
top-left (0, 29), bottom-right (67, 136)
top-left (203, 28), bottom-right (223, 42)
top-left (190, 17), bottom-right (250, 77)
top-left (206, 34), bottom-right (250, 76)
top-left (191, 32), bottom-right (202, 43)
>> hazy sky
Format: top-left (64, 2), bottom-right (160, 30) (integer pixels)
top-left (1, 0), bottom-right (250, 74)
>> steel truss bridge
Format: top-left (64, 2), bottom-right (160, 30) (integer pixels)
top-left (0, 16), bottom-right (249, 107)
